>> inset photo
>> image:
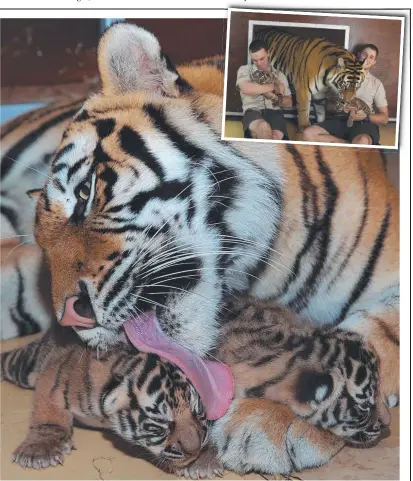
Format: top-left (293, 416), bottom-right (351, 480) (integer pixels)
top-left (223, 8), bottom-right (405, 148)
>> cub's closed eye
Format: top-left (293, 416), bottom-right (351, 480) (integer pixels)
top-left (145, 424), bottom-right (167, 435)
top-left (358, 401), bottom-right (371, 411)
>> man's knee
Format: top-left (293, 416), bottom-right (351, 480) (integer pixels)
top-left (272, 130), bottom-right (284, 140)
top-left (352, 134), bottom-right (372, 145)
top-left (249, 119), bottom-right (272, 139)
top-left (302, 125), bottom-right (325, 141)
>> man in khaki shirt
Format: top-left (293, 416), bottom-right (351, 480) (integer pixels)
top-left (237, 39), bottom-right (292, 140)
top-left (303, 44), bottom-right (389, 145)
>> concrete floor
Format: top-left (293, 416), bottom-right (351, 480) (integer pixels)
top-left (224, 119), bottom-right (398, 148)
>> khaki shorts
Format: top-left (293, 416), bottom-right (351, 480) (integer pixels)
top-left (243, 109), bottom-right (289, 140)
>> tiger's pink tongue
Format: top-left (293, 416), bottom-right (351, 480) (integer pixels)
top-left (124, 312), bottom-right (234, 421)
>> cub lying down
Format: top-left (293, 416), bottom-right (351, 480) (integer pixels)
top-left (1, 298), bottom-right (390, 477)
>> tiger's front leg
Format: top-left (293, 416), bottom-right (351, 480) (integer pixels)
top-left (209, 398), bottom-right (344, 476)
top-left (312, 92), bottom-right (327, 124)
top-left (295, 90), bottom-right (312, 132)
top-left (12, 367), bottom-right (74, 469)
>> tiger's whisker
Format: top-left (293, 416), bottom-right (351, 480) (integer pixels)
top-left (2, 239), bottom-right (32, 262)
top-left (3, 155), bottom-right (53, 180)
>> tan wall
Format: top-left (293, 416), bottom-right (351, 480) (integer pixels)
top-left (1, 19), bottom-right (227, 104)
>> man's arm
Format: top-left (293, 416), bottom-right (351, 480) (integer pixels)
top-left (369, 106), bottom-right (389, 125)
top-left (349, 106), bottom-right (389, 125)
top-left (238, 80), bottom-right (275, 96)
top-left (279, 94), bottom-right (293, 108)
top-left (273, 71), bottom-right (293, 108)
top-left (262, 88), bottom-right (293, 108)
top-left (355, 81), bottom-right (388, 125)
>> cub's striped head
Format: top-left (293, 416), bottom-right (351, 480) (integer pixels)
top-left (32, 23), bottom-right (282, 354)
top-left (327, 56), bottom-right (366, 103)
top-left (103, 353), bottom-right (208, 468)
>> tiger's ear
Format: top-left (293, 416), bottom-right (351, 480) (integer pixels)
top-left (337, 57), bottom-right (345, 68)
top-left (102, 383), bottom-right (130, 416)
top-left (26, 189), bottom-right (42, 201)
top-left (296, 371), bottom-right (333, 404)
top-left (97, 22), bottom-right (192, 97)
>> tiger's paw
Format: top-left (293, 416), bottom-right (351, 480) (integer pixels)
top-left (176, 447), bottom-right (224, 479)
top-left (12, 428), bottom-right (74, 469)
top-left (297, 125), bottom-right (310, 133)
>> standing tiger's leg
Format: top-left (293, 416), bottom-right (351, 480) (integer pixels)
top-left (12, 366), bottom-right (74, 468)
top-left (295, 90), bottom-right (312, 132)
top-left (207, 399), bottom-right (344, 476)
top-left (312, 93), bottom-right (327, 124)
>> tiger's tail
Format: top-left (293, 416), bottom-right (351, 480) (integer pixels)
top-left (0, 336), bottom-right (44, 389)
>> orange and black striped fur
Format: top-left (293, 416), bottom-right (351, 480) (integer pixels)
top-left (2, 303), bottom-right (363, 476)
top-left (0, 22), bottom-right (399, 476)
top-left (254, 28), bottom-right (366, 131)
top-left (216, 297), bottom-right (390, 447)
top-left (1, 325), bottom-right (208, 471)
top-left (180, 296), bottom-right (391, 478)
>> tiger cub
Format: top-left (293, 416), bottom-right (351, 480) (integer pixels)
top-left (335, 97), bottom-right (371, 127)
top-left (250, 69), bottom-right (283, 107)
top-left (0, 326), bottom-right (208, 471)
top-left (215, 297), bottom-right (390, 446)
top-left (179, 297), bottom-right (392, 478)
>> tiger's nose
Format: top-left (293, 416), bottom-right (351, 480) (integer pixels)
top-left (73, 292), bottom-right (94, 319)
top-left (60, 284), bottom-right (96, 328)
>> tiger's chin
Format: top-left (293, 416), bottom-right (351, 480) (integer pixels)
top-left (74, 325), bottom-right (127, 350)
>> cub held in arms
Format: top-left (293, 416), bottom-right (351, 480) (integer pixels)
top-left (334, 96), bottom-right (372, 127)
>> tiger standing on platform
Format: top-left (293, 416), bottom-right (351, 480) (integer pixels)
top-left (237, 39), bottom-right (292, 140)
top-left (303, 44), bottom-right (389, 145)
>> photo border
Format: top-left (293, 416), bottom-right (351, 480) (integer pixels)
top-left (222, 7), bottom-right (405, 149)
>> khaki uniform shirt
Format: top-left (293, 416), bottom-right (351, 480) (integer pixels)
top-left (236, 64), bottom-right (291, 113)
top-left (356, 72), bottom-right (388, 113)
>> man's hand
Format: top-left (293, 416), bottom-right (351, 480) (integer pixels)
top-left (263, 91), bottom-right (277, 100)
top-left (351, 110), bottom-right (368, 121)
top-left (343, 104), bottom-right (358, 113)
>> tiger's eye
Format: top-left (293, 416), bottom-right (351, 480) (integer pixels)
top-left (79, 182), bottom-right (91, 201)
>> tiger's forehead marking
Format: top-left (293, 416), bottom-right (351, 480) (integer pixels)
top-left (54, 127), bottom-right (98, 169)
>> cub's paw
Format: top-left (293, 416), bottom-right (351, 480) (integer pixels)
top-left (385, 394), bottom-right (399, 408)
top-left (12, 428), bottom-right (74, 469)
top-left (380, 378), bottom-right (399, 408)
top-left (177, 448), bottom-right (224, 479)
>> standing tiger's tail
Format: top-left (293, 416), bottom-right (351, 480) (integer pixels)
top-left (1, 336), bottom-right (44, 389)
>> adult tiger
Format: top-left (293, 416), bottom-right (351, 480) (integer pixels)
top-left (254, 28), bottom-right (367, 131)
top-left (1, 21), bottom-right (398, 432)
